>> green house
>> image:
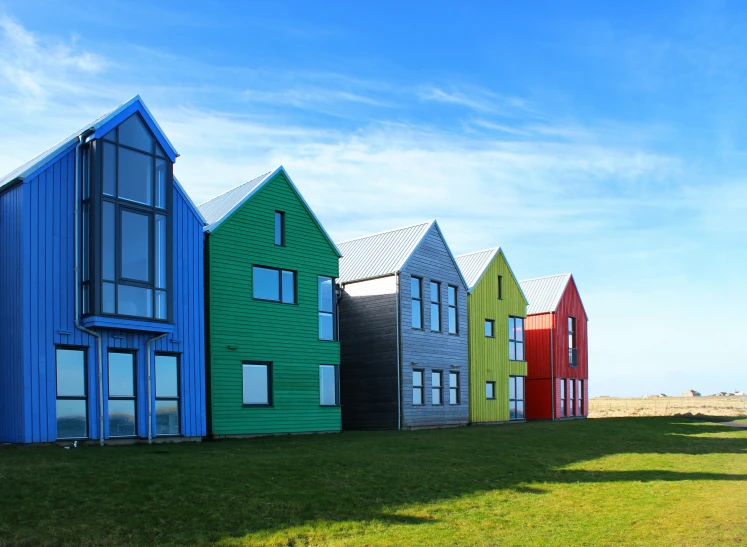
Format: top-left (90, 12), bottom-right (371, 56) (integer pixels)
top-left (198, 166), bottom-right (342, 436)
top-left (455, 248), bottom-right (529, 423)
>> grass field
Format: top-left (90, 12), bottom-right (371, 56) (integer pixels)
top-left (1, 417), bottom-right (745, 546)
top-left (589, 396), bottom-right (747, 418)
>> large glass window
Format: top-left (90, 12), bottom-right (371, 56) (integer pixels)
top-left (411, 277), bottom-right (422, 329)
top-left (56, 348), bottom-right (87, 439)
top-left (319, 276), bottom-right (337, 341)
top-left (319, 365), bottom-right (339, 406)
top-left (568, 316), bottom-right (578, 367)
top-left (509, 317), bottom-right (525, 361)
top-left (108, 352), bottom-right (136, 437)
top-left (449, 371), bottom-right (459, 405)
top-left (509, 376), bottom-right (525, 420)
top-left (155, 354), bottom-right (179, 436)
top-left (253, 266), bottom-right (296, 304)
top-left (93, 113), bottom-right (171, 320)
top-left (412, 369), bottom-right (424, 405)
top-left (430, 281), bottom-right (441, 332)
top-left (431, 370), bottom-right (443, 405)
top-left (447, 286), bottom-right (458, 334)
top-left (243, 363), bottom-right (271, 405)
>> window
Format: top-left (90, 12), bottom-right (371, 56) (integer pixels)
top-left (498, 275), bottom-right (503, 300)
top-left (430, 281), bottom-right (441, 332)
top-left (509, 376), bottom-right (525, 420)
top-left (569, 379), bottom-right (576, 417)
top-left (108, 352), bottom-right (136, 437)
top-left (411, 277), bottom-right (423, 329)
top-left (274, 211), bottom-right (285, 246)
top-left (92, 113), bottom-right (171, 320)
top-left (56, 348), bottom-right (87, 439)
top-left (449, 371), bottom-right (459, 405)
top-left (486, 381), bottom-right (496, 400)
top-left (412, 369), bottom-right (424, 405)
top-left (568, 316), bottom-right (578, 367)
top-left (243, 363), bottom-right (272, 405)
top-left (560, 379), bottom-right (566, 417)
top-left (431, 371), bottom-right (443, 405)
top-left (319, 365), bottom-right (339, 406)
top-left (447, 285), bottom-right (458, 334)
top-left (253, 266), bottom-right (296, 304)
top-left (485, 319), bottom-right (494, 337)
top-left (318, 276), bottom-right (337, 341)
top-left (579, 380), bottom-right (585, 415)
top-left (509, 316), bottom-right (525, 361)
top-left (155, 354), bottom-right (179, 436)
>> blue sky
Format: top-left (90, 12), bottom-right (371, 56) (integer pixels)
top-left (1, 1), bottom-right (745, 396)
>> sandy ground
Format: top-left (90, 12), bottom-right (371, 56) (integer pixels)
top-left (589, 396), bottom-right (747, 418)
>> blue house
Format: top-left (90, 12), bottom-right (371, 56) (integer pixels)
top-left (0, 96), bottom-right (207, 444)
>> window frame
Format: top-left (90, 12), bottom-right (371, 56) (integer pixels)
top-left (252, 265), bottom-right (297, 304)
top-left (447, 285), bottom-right (458, 334)
top-left (568, 316), bottom-right (578, 367)
top-left (55, 347), bottom-right (89, 440)
top-left (485, 319), bottom-right (495, 338)
top-left (107, 350), bottom-right (138, 438)
top-left (274, 211), bottom-right (285, 246)
top-left (429, 281), bottom-right (441, 332)
top-left (86, 114), bottom-right (173, 322)
top-left (411, 277), bottom-right (423, 330)
top-left (431, 370), bottom-right (443, 405)
top-left (560, 379), bottom-right (567, 417)
top-left (509, 375), bottom-right (525, 421)
top-left (579, 379), bottom-right (585, 415)
top-left (318, 276), bottom-right (337, 341)
top-left (509, 316), bottom-right (525, 361)
top-left (569, 379), bottom-right (576, 417)
top-left (498, 275), bottom-right (503, 300)
top-left (486, 381), bottom-right (496, 400)
top-left (412, 369), bottom-right (425, 405)
top-left (449, 371), bottom-right (460, 405)
top-left (154, 352), bottom-right (180, 436)
top-left (319, 364), bottom-right (340, 407)
top-left (242, 362), bottom-right (273, 407)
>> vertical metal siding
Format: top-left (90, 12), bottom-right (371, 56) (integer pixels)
top-left (524, 313), bottom-right (553, 420)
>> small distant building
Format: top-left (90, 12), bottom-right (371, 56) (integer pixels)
top-left (681, 389), bottom-right (701, 397)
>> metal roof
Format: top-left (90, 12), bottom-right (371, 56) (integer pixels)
top-left (520, 273), bottom-right (572, 315)
top-left (197, 165), bottom-right (342, 256)
top-left (0, 95), bottom-right (179, 190)
top-left (454, 248), bottom-right (500, 291)
top-left (337, 221), bottom-right (434, 283)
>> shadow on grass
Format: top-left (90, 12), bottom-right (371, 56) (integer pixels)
top-left (0, 417), bottom-right (744, 545)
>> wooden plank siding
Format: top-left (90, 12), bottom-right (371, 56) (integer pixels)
top-left (466, 250), bottom-right (528, 423)
top-left (205, 171), bottom-right (341, 436)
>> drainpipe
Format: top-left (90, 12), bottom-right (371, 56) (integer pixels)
top-left (73, 131), bottom-right (105, 446)
top-left (550, 311), bottom-right (555, 420)
top-left (395, 272), bottom-right (402, 430)
top-left (146, 332), bottom-right (168, 443)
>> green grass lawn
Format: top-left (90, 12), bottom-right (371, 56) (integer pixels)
top-left (1, 417), bottom-right (745, 546)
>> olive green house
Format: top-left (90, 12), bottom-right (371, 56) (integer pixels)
top-left (455, 248), bottom-right (528, 423)
top-left (198, 166), bottom-right (342, 436)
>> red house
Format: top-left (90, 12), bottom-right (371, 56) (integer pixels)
top-left (519, 274), bottom-right (588, 420)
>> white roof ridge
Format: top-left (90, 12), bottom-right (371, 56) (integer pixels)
top-left (336, 219), bottom-right (434, 246)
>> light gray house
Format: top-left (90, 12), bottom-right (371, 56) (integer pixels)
top-left (337, 220), bottom-right (469, 430)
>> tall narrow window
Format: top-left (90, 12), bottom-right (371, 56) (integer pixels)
top-left (509, 376), bottom-right (525, 420)
top-left (486, 381), bottom-right (496, 400)
top-left (560, 379), bottom-right (566, 417)
top-left (579, 380), bottom-right (585, 416)
top-left (155, 354), bottom-right (179, 436)
top-left (431, 370), bottom-right (443, 405)
top-left (108, 352), bottom-right (136, 437)
top-left (95, 113), bottom-right (171, 320)
top-left (318, 276), bottom-right (336, 341)
top-left (568, 316), bottom-right (578, 367)
top-left (509, 317), bottom-right (524, 360)
top-left (447, 285), bottom-right (458, 334)
top-left (253, 266), bottom-right (296, 304)
top-left (569, 380), bottom-right (576, 417)
top-left (319, 365), bottom-right (339, 406)
top-left (430, 281), bottom-right (441, 332)
top-left (275, 211), bottom-right (285, 246)
top-left (56, 348), bottom-right (87, 439)
top-left (243, 363), bottom-right (272, 405)
top-left (485, 319), bottom-right (494, 338)
top-left (449, 371), bottom-right (459, 405)
top-left (412, 369), bottom-right (424, 405)
top-left (498, 275), bottom-right (503, 300)
top-left (411, 277), bottom-right (423, 329)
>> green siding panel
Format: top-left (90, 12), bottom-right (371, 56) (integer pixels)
top-left (206, 172), bottom-right (341, 435)
top-left (466, 250), bottom-right (527, 423)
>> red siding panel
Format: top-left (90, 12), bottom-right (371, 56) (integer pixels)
top-left (526, 378), bottom-right (552, 420)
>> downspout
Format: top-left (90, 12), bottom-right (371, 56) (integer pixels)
top-left (73, 131), bottom-right (105, 446)
top-left (550, 311), bottom-right (555, 420)
top-left (146, 332), bottom-right (168, 443)
top-left (395, 272), bottom-right (402, 430)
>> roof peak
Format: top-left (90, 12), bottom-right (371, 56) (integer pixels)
top-left (519, 272), bottom-right (572, 283)
top-left (454, 246), bottom-right (501, 259)
top-left (336, 219), bottom-right (434, 246)
top-left (198, 170), bottom-right (273, 208)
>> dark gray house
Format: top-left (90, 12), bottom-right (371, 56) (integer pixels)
top-left (337, 220), bottom-right (469, 430)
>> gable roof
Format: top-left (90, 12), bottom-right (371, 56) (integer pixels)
top-left (0, 95), bottom-right (179, 191)
top-left (198, 165), bottom-right (342, 257)
top-left (454, 247), bottom-right (529, 304)
top-left (520, 273), bottom-right (573, 315)
top-left (337, 220), bottom-right (468, 289)
top-left (174, 177), bottom-right (207, 225)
